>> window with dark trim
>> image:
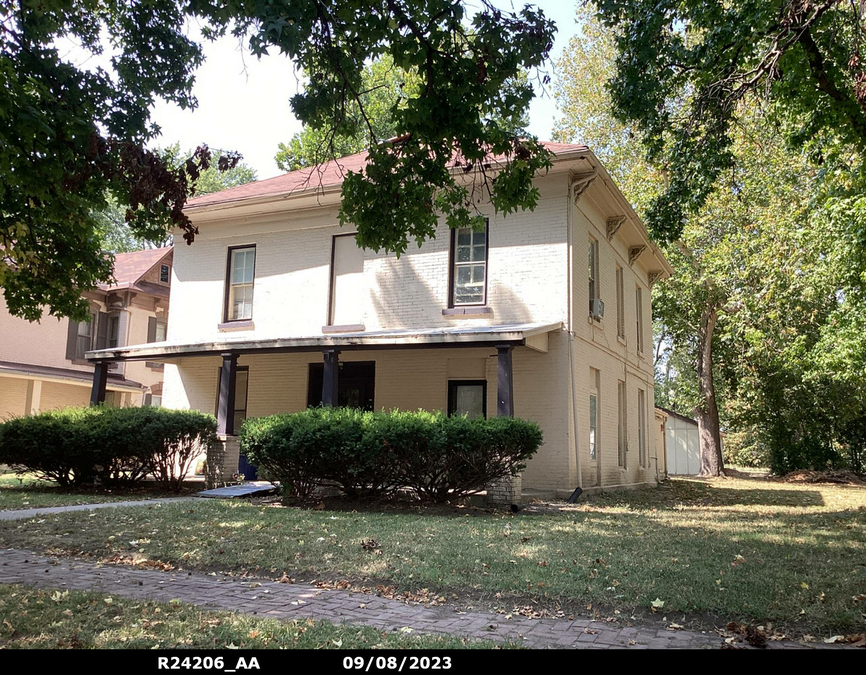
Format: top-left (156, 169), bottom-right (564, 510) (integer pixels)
top-left (160, 264), bottom-right (170, 283)
top-left (224, 245), bottom-right (256, 322)
top-left (75, 313), bottom-right (95, 360)
top-left (447, 380), bottom-right (487, 419)
top-left (449, 220), bottom-right (488, 307)
top-left (215, 366), bottom-right (249, 432)
top-left (588, 237), bottom-right (599, 311)
top-left (147, 317), bottom-right (167, 343)
top-left (108, 314), bottom-right (120, 348)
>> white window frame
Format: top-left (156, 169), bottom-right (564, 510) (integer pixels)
top-left (226, 246), bottom-right (256, 322)
top-left (450, 222), bottom-right (488, 307)
top-left (616, 265), bottom-right (625, 339)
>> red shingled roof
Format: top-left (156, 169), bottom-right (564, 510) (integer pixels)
top-left (186, 141), bottom-right (589, 210)
top-left (100, 247), bottom-right (172, 291)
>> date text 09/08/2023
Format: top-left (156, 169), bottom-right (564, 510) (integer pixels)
top-left (155, 655), bottom-right (453, 672)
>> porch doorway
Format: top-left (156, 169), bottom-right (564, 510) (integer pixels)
top-left (307, 361), bottom-right (375, 410)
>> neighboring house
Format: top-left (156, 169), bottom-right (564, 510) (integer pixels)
top-left (85, 143), bottom-right (672, 500)
top-left (656, 406), bottom-right (700, 475)
top-left (0, 248), bottom-right (172, 418)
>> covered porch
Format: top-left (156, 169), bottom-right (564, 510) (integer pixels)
top-left (85, 323), bottom-right (566, 501)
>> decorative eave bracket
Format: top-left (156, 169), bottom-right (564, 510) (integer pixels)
top-left (628, 245), bottom-right (647, 267)
top-left (606, 216), bottom-right (626, 241)
top-left (571, 168), bottom-right (599, 203)
top-left (648, 271), bottom-right (664, 286)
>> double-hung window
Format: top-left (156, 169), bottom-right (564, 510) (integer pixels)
top-left (617, 380), bottom-right (627, 468)
top-left (225, 246), bottom-right (256, 321)
top-left (637, 388), bottom-right (647, 467)
top-left (589, 390), bottom-right (598, 461)
top-left (616, 265), bottom-right (625, 338)
top-left (75, 314), bottom-right (95, 360)
top-left (588, 238), bottom-right (599, 311)
top-left (635, 285), bottom-right (644, 353)
top-left (450, 222), bottom-right (488, 306)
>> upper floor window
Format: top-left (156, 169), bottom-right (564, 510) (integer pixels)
top-left (635, 284), bottom-right (644, 354)
top-left (108, 315), bottom-right (120, 348)
top-left (75, 314), bottom-right (95, 360)
top-left (160, 264), bottom-right (170, 283)
top-left (225, 246), bottom-right (256, 321)
top-left (450, 222), bottom-right (488, 306)
top-left (616, 265), bottom-right (625, 339)
top-left (588, 237), bottom-right (599, 311)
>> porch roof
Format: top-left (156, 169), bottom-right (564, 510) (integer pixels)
top-left (85, 321), bottom-right (564, 362)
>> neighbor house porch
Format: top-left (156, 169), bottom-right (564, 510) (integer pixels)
top-left (85, 323), bottom-right (571, 502)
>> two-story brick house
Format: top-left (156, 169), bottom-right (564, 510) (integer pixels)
top-left (85, 143), bottom-right (671, 500)
top-left (0, 247), bottom-right (172, 418)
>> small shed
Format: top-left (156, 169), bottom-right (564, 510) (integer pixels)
top-left (656, 406), bottom-right (700, 475)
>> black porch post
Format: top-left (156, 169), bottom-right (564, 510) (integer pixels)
top-left (322, 349), bottom-right (340, 407)
top-left (496, 344), bottom-right (514, 418)
top-left (217, 352), bottom-right (239, 435)
top-left (90, 361), bottom-right (108, 406)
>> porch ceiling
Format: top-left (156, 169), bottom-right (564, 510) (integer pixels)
top-left (85, 321), bottom-right (564, 363)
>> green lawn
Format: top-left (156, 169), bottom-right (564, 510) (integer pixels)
top-left (0, 584), bottom-right (497, 649)
top-left (0, 471), bottom-right (198, 511)
top-left (0, 476), bottom-right (863, 636)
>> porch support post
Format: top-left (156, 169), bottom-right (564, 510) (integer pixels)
top-left (217, 351), bottom-right (239, 435)
top-left (90, 361), bottom-right (108, 406)
top-left (496, 344), bottom-right (514, 418)
top-left (322, 349), bottom-right (340, 407)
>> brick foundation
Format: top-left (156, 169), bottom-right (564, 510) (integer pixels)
top-left (486, 473), bottom-right (522, 506)
top-left (205, 435), bottom-right (240, 488)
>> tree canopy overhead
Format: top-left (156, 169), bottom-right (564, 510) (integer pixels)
top-left (1, 0), bottom-right (555, 321)
top-left (594, 0), bottom-right (866, 241)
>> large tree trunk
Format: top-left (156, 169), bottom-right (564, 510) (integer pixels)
top-left (695, 307), bottom-right (724, 476)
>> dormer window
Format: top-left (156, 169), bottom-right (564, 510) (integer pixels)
top-left (449, 221), bottom-right (488, 307)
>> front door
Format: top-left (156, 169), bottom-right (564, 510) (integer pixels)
top-left (307, 361), bottom-right (375, 410)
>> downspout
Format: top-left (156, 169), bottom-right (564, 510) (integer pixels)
top-left (567, 169), bottom-right (597, 490)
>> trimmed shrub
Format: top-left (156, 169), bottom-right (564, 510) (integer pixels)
top-left (0, 406), bottom-right (217, 490)
top-left (241, 408), bottom-right (543, 503)
top-left (242, 408), bottom-right (393, 499)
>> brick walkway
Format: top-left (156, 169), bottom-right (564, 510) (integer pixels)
top-left (0, 547), bottom-right (826, 650)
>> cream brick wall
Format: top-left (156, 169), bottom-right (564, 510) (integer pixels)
top-left (163, 168), bottom-right (664, 491)
top-left (163, 341), bottom-right (571, 487)
top-left (566, 194), bottom-right (661, 489)
top-left (0, 378), bottom-right (28, 419)
top-left (168, 174), bottom-right (570, 343)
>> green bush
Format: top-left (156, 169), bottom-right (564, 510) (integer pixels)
top-left (0, 406), bottom-right (217, 490)
top-left (241, 408), bottom-right (543, 503)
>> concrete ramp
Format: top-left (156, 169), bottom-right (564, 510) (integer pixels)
top-left (197, 481), bottom-right (277, 499)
